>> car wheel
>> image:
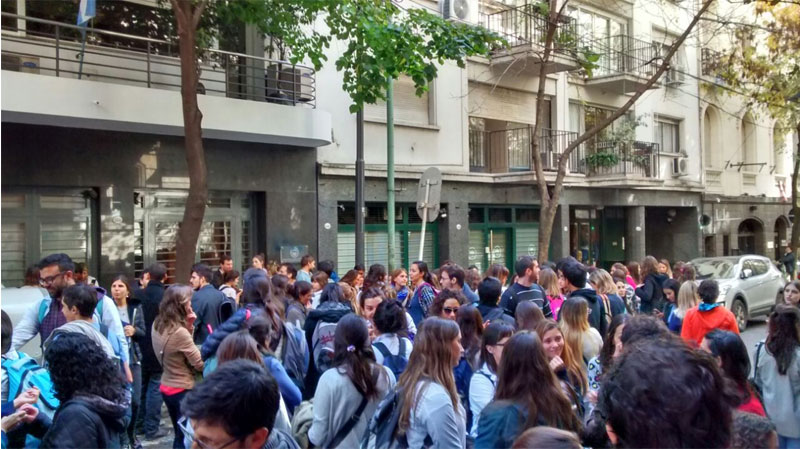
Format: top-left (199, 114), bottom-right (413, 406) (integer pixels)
top-left (732, 298), bottom-right (748, 332)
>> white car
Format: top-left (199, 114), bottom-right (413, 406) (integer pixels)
top-left (1, 286), bottom-right (48, 360)
top-left (690, 255), bottom-right (785, 331)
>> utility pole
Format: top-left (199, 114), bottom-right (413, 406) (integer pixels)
top-left (356, 109), bottom-right (365, 267)
top-left (387, 77), bottom-right (396, 271)
top-left (792, 122), bottom-right (800, 279)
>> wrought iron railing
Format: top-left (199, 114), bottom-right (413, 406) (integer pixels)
top-left (0, 13), bottom-right (316, 107)
top-left (468, 127), bottom-right (581, 173)
top-left (701, 47), bottom-right (722, 77)
top-left (583, 140), bottom-right (661, 178)
top-left (484, 4), bottom-right (578, 55)
top-left (591, 35), bottom-right (659, 79)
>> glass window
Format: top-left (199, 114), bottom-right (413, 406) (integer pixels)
top-left (655, 118), bottom-right (680, 154)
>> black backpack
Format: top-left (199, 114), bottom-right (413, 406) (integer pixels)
top-left (373, 339), bottom-right (408, 380)
top-left (361, 387), bottom-right (432, 449)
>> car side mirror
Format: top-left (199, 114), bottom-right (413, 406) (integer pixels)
top-left (741, 268), bottom-right (753, 279)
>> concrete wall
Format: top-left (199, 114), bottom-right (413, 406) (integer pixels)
top-left (1, 123), bottom-right (318, 286)
top-left (702, 196), bottom-right (792, 259)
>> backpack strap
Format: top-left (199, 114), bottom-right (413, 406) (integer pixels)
top-left (477, 369), bottom-right (495, 386)
top-left (753, 341), bottom-right (764, 383)
top-left (373, 342), bottom-right (392, 360)
top-left (328, 395), bottom-right (368, 448)
top-left (398, 337), bottom-right (406, 357)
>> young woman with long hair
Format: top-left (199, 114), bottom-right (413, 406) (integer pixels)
top-left (151, 284), bottom-right (204, 449)
top-left (668, 281), bottom-right (698, 333)
top-left (430, 289), bottom-right (467, 321)
top-left (660, 278), bottom-right (681, 326)
top-left (588, 269), bottom-right (627, 324)
top-left (309, 314), bottom-right (394, 448)
top-left (286, 280), bottom-right (312, 328)
top-left (390, 268), bottom-right (410, 303)
top-left (407, 261), bottom-right (437, 326)
top-left (515, 300), bottom-right (545, 332)
top-left (536, 319), bottom-right (588, 419)
top-left (753, 305), bottom-right (800, 448)
top-left (468, 321), bottom-right (514, 438)
top-left (475, 331), bottom-right (580, 448)
top-left (485, 264), bottom-right (510, 290)
top-left (110, 274), bottom-right (145, 449)
top-left (340, 269), bottom-right (363, 292)
top-left (635, 256), bottom-right (668, 314)
top-left (625, 261), bottom-right (641, 288)
top-left (587, 314), bottom-right (629, 393)
top-left (560, 296), bottom-right (603, 362)
top-left (658, 258), bottom-right (673, 278)
top-left (216, 330), bottom-right (264, 365)
top-left (701, 329), bottom-right (765, 417)
top-left (539, 268), bottom-right (565, 319)
top-left (783, 280), bottom-right (800, 307)
top-left (396, 318), bottom-right (465, 448)
top-left (362, 264), bottom-right (388, 293)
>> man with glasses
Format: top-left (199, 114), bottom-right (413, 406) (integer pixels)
top-left (440, 264), bottom-right (479, 304)
top-left (179, 359), bottom-right (299, 449)
top-left (11, 253), bottom-right (129, 375)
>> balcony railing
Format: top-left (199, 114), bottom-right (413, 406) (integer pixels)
top-left (582, 140), bottom-right (661, 178)
top-left (484, 4), bottom-right (578, 55)
top-left (0, 13), bottom-right (316, 107)
top-left (701, 47), bottom-right (722, 77)
top-left (469, 127), bottom-right (580, 174)
top-left (591, 35), bottom-right (659, 79)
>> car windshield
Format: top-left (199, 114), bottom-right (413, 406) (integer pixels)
top-left (693, 259), bottom-right (737, 280)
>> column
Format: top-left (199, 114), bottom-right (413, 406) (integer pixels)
top-left (549, 204), bottom-right (570, 260)
top-left (626, 206), bottom-right (646, 262)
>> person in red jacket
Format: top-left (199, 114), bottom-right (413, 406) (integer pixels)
top-left (681, 280), bottom-right (739, 347)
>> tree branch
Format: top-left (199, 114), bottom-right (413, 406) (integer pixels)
top-left (192, 0), bottom-right (207, 29)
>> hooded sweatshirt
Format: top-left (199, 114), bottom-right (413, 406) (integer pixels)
top-left (568, 288), bottom-right (608, 338)
top-left (43, 321), bottom-right (116, 361)
top-left (303, 301), bottom-right (353, 399)
top-left (40, 392), bottom-right (129, 449)
top-left (680, 304), bottom-right (739, 346)
top-left (635, 273), bottom-right (668, 314)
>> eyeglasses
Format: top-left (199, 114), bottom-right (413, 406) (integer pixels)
top-left (178, 418), bottom-right (242, 449)
top-left (443, 307), bottom-right (459, 315)
top-left (39, 272), bottom-right (65, 286)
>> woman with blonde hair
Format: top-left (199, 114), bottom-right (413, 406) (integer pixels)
top-left (535, 319), bottom-right (588, 419)
top-left (396, 317), bottom-right (466, 448)
top-left (667, 281), bottom-right (698, 333)
top-left (588, 269), bottom-right (627, 325)
top-left (539, 268), bottom-right (565, 319)
top-left (560, 296), bottom-right (603, 362)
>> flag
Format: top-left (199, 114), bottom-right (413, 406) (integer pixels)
top-left (77, 0), bottom-right (95, 26)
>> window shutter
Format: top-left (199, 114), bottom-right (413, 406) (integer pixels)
top-left (365, 75), bottom-right (430, 125)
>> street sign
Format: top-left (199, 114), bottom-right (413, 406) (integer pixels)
top-left (416, 167), bottom-right (442, 223)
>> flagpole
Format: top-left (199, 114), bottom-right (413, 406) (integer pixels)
top-left (78, 25), bottom-right (87, 80)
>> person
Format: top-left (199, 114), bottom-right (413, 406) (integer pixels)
top-left (40, 333), bottom-right (129, 449)
top-left (625, 261), bottom-right (641, 291)
top-left (297, 255), bottom-right (315, 283)
top-left (672, 261), bottom-right (685, 280)
top-left (515, 300), bottom-right (545, 331)
top-left (110, 274), bottom-right (145, 449)
top-left (561, 296), bottom-right (603, 362)
top-left (701, 329), bottom-right (765, 416)
top-left (586, 314), bottom-right (629, 393)
top-left (783, 246), bottom-right (796, 279)
top-left (358, 286), bottom-right (384, 332)
top-left (454, 304), bottom-right (484, 423)
top-left (407, 261), bottom-right (437, 326)
top-left (151, 284), bottom-right (204, 449)
top-left (131, 263), bottom-right (168, 440)
top-left (317, 260), bottom-right (337, 283)
top-left (286, 281), bottom-right (312, 329)
top-left (535, 320), bottom-right (587, 418)
top-left (588, 269), bottom-right (627, 324)
top-left (465, 266), bottom-right (482, 292)
top-left (611, 267), bottom-right (638, 313)
top-left (499, 256), bottom-right (551, 319)
top-left (272, 274), bottom-right (292, 312)
top-left (180, 359), bottom-right (299, 449)
top-left (784, 280), bottom-right (800, 307)
top-left (468, 322), bottom-right (514, 439)
top-left (559, 260), bottom-right (607, 337)
top-left (511, 427), bottom-right (582, 449)
top-left (361, 264), bottom-right (387, 293)
top-left (476, 277), bottom-right (515, 326)
top-left (658, 258), bottom-right (672, 278)
top-left (390, 268), bottom-right (410, 304)
top-left (303, 283), bottom-right (353, 399)
top-left (600, 338), bottom-right (736, 448)
top-left (396, 318), bottom-right (466, 448)
top-left (372, 300), bottom-right (413, 378)
top-left (190, 263), bottom-right (233, 345)
top-left (441, 264), bottom-right (479, 304)
top-left (12, 253), bottom-right (128, 369)
top-left (430, 289), bottom-right (467, 321)
top-left (753, 305), bottom-right (800, 448)
top-left (73, 262), bottom-right (98, 286)
top-left (252, 253), bottom-right (266, 271)
top-left (310, 271), bottom-right (328, 308)
top-left (668, 280), bottom-right (698, 334)
top-left (539, 268), bottom-right (564, 320)
top-left (211, 255), bottom-right (234, 289)
top-left (219, 269), bottom-right (240, 302)
top-left (278, 262), bottom-right (297, 283)
top-left (485, 264), bottom-right (510, 290)
top-left (309, 314), bottom-right (395, 448)
top-left (475, 331), bottom-right (580, 449)
top-left (681, 279), bottom-right (739, 346)
top-left (679, 264), bottom-right (697, 284)
top-left (635, 256), bottom-right (668, 315)
top-left (730, 411), bottom-right (779, 449)
top-left (660, 278), bottom-right (681, 325)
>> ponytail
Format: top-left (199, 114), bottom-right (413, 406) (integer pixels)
top-left (413, 261), bottom-right (434, 285)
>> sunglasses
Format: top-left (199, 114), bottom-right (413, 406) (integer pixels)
top-left (443, 307), bottom-right (459, 314)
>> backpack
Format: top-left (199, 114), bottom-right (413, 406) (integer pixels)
top-left (1, 351), bottom-right (60, 419)
top-left (361, 388), bottom-right (406, 449)
top-left (291, 400), bottom-right (314, 449)
top-left (311, 319), bottom-right (338, 375)
top-left (373, 339), bottom-right (408, 380)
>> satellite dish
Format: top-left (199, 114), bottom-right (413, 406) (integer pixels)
top-left (453, 0), bottom-right (469, 19)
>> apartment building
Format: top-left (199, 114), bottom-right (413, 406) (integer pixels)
top-left (0, 1), bottom-right (332, 286)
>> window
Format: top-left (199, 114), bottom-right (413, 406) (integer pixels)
top-left (742, 112), bottom-right (757, 166)
top-left (568, 6), bottom-right (626, 74)
top-left (655, 118), bottom-right (680, 154)
top-left (365, 75), bottom-right (434, 126)
top-left (651, 30), bottom-right (687, 84)
top-left (570, 103), bottom-right (633, 151)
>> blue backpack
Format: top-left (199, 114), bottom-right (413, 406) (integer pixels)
top-left (1, 351), bottom-right (59, 419)
top-left (373, 339), bottom-right (408, 380)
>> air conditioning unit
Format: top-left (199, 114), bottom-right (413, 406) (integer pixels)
top-left (442, 0), bottom-right (480, 24)
top-left (665, 65), bottom-right (686, 86)
top-left (672, 156), bottom-right (689, 177)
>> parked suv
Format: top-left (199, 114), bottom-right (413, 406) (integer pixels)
top-left (689, 255), bottom-right (784, 331)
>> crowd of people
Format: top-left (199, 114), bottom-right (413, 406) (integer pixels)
top-left (2, 251), bottom-right (800, 449)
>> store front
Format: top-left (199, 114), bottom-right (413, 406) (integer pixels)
top-left (467, 205), bottom-right (539, 272)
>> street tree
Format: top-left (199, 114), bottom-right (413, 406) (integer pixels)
top-left (167, 0), bottom-right (503, 280)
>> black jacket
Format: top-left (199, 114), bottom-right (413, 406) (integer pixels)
top-left (567, 288), bottom-right (608, 337)
top-left (302, 301), bottom-right (353, 399)
top-left (132, 280), bottom-right (165, 372)
top-left (476, 303), bottom-right (515, 327)
top-left (40, 394), bottom-right (128, 449)
top-left (126, 301), bottom-right (146, 365)
top-left (191, 284), bottom-right (234, 345)
top-left (635, 273), bottom-right (668, 315)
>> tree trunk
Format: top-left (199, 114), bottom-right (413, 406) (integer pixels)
top-left (792, 123), bottom-right (800, 279)
top-left (171, 0), bottom-right (208, 283)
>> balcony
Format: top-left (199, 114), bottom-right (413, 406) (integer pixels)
top-left (484, 4), bottom-right (582, 76)
top-left (701, 47), bottom-right (723, 78)
top-left (581, 140), bottom-right (661, 180)
top-left (1, 13), bottom-right (331, 147)
top-left (584, 35), bottom-right (660, 94)
top-left (469, 127), bottom-right (581, 174)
